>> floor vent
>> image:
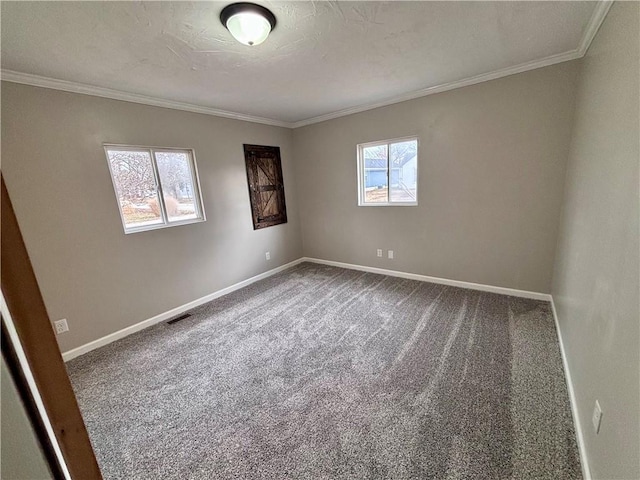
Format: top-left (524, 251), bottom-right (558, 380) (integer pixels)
top-left (167, 313), bottom-right (192, 325)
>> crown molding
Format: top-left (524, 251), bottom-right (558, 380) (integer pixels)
top-left (1, 1), bottom-right (612, 130)
top-left (577, 0), bottom-right (613, 56)
top-left (291, 49), bottom-right (582, 128)
top-left (0, 70), bottom-right (294, 128)
top-left (291, 0), bottom-right (613, 128)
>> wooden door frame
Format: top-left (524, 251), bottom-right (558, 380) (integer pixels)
top-left (1, 175), bottom-right (102, 479)
top-left (1, 318), bottom-right (64, 479)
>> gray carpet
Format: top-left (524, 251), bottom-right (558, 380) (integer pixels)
top-left (67, 262), bottom-right (581, 479)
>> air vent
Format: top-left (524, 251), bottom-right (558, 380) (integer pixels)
top-left (167, 313), bottom-right (192, 325)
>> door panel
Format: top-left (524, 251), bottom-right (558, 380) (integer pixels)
top-left (244, 145), bottom-right (288, 229)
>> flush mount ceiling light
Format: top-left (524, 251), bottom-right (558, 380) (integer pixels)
top-left (220, 2), bottom-right (276, 46)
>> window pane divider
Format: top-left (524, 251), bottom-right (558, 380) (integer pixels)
top-left (187, 151), bottom-right (204, 220)
top-left (386, 144), bottom-right (390, 203)
top-left (149, 148), bottom-right (169, 225)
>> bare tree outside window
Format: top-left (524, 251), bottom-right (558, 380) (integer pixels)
top-left (155, 151), bottom-right (199, 222)
top-left (105, 146), bottom-right (205, 233)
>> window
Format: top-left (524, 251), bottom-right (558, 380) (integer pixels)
top-left (104, 145), bottom-right (205, 233)
top-left (357, 137), bottom-right (418, 206)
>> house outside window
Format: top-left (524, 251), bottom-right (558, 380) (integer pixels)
top-left (357, 137), bottom-right (418, 206)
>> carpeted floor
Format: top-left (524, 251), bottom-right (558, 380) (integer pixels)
top-left (67, 262), bottom-right (581, 479)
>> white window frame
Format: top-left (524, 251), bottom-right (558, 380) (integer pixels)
top-left (104, 144), bottom-right (206, 234)
top-left (357, 136), bottom-right (419, 206)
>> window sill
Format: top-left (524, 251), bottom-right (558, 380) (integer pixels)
top-left (357, 202), bottom-right (418, 207)
top-left (123, 217), bottom-right (205, 234)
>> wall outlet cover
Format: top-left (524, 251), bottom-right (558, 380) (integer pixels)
top-left (388, 250), bottom-right (394, 259)
top-left (265, 252), bottom-right (271, 260)
top-left (54, 319), bottom-right (69, 334)
top-left (377, 249), bottom-right (383, 257)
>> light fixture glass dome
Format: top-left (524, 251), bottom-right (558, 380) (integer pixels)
top-left (226, 12), bottom-right (271, 46)
top-left (221, 3), bottom-right (277, 47)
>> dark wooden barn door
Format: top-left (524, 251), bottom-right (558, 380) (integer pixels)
top-left (244, 144), bottom-right (288, 229)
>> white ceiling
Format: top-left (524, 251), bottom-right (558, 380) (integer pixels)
top-left (1, 1), bottom-right (607, 127)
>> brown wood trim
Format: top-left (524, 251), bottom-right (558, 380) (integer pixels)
top-left (1, 323), bottom-right (66, 479)
top-left (1, 175), bottom-right (102, 479)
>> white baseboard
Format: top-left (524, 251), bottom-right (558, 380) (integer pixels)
top-left (61, 258), bottom-right (306, 362)
top-left (63, 254), bottom-right (586, 477)
top-left (301, 257), bottom-right (552, 301)
top-left (63, 255), bottom-right (551, 362)
top-left (550, 298), bottom-right (591, 480)
top-left (304, 256), bottom-right (589, 475)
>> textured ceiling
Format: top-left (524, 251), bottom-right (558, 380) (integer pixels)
top-left (1, 1), bottom-right (599, 125)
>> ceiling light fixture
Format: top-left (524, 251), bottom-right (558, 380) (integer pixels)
top-left (220, 3), bottom-right (276, 47)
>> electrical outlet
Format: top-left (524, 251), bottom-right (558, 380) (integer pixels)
top-left (376, 249), bottom-right (383, 258)
top-left (592, 400), bottom-right (602, 434)
top-left (388, 250), bottom-right (394, 259)
top-left (265, 251), bottom-right (271, 261)
top-left (54, 319), bottom-right (69, 335)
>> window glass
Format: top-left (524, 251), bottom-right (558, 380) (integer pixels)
top-left (106, 149), bottom-right (163, 229)
top-left (105, 146), bottom-right (205, 233)
top-left (363, 144), bottom-right (388, 203)
top-left (155, 151), bottom-right (199, 223)
top-left (389, 140), bottom-right (418, 203)
top-left (358, 138), bottom-right (418, 206)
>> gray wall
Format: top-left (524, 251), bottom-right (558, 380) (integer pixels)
top-left (1, 11), bottom-right (638, 477)
top-left (293, 62), bottom-right (579, 293)
top-left (1, 83), bottom-right (301, 352)
top-left (1, 356), bottom-right (53, 480)
top-left (552, 3), bottom-right (640, 479)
